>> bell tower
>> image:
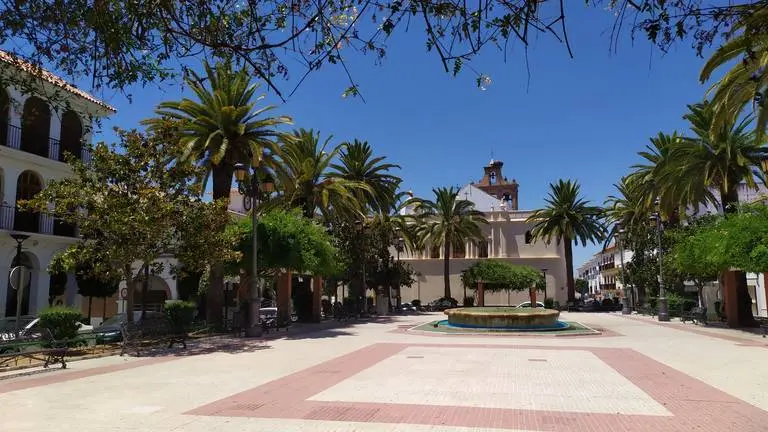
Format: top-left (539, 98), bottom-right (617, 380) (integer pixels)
top-left (474, 159), bottom-right (519, 210)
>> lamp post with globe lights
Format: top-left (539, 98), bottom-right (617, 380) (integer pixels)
top-left (617, 225), bottom-right (631, 315)
top-left (649, 199), bottom-right (669, 322)
top-left (233, 161), bottom-right (275, 337)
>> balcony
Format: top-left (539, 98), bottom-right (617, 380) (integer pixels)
top-left (599, 262), bottom-right (615, 271)
top-left (0, 204), bottom-right (77, 237)
top-left (1, 120), bottom-right (88, 163)
top-left (600, 283), bottom-right (617, 291)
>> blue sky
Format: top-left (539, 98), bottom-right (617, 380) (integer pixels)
top-left (84, 4), bottom-right (714, 270)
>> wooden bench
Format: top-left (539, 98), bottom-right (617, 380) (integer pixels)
top-left (0, 327), bottom-right (68, 369)
top-left (681, 306), bottom-right (707, 325)
top-left (120, 317), bottom-right (187, 356)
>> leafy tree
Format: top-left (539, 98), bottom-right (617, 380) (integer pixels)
top-left (142, 59), bottom-right (291, 325)
top-left (412, 186), bottom-right (488, 299)
top-left (575, 278), bottom-right (589, 297)
top-left (48, 272), bottom-right (68, 306)
top-left (526, 179), bottom-right (605, 302)
top-left (74, 264), bottom-right (120, 320)
top-left (461, 260), bottom-right (543, 294)
top-left (1, 0), bottom-right (754, 101)
top-left (228, 209), bottom-right (339, 279)
top-left (668, 220), bottom-right (720, 307)
top-left (26, 126), bottom-right (239, 323)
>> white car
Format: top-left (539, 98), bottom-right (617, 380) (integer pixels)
top-left (0, 318), bottom-right (93, 341)
top-left (516, 301), bottom-right (546, 308)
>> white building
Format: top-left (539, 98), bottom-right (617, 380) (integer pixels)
top-left (398, 160), bottom-right (569, 305)
top-left (577, 244), bottom-right (633, 301)
top-left (0, 51), bottom-right (179, 324)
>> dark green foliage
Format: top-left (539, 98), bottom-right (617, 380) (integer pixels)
top-left (230, 209), bottom-right (339, 278)
top-left (38, 307), bottom-right (82, 341)
top-left (543, 298), bottom-right (554, 309)
top-left (463, 296), bottom-right (475, 307)
top-left (461, 260), bottom-right (543, 293)
top-left (48, 272), bottom-right (68, 305)
top-left (164, 301), bottom-right (197, 333)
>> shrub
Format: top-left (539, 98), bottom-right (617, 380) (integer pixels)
top-left (38, 306), bottom-right (82, 341)
top-left (543, 297), bottom-right (554, 309)
top-left (601, 298), bottom-right (614, 307)
top-left (411, 299), bottom-right (421, 308)
top-left (463, 296), bottom-right (475, 307)
top-left (164, 301), bottom-right (197, 333)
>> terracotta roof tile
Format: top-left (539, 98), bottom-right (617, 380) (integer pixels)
top-left (0, 50), bottom-right (116, 113)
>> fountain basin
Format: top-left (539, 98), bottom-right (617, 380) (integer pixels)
top-left (444, 307), bottom-right (562, 329)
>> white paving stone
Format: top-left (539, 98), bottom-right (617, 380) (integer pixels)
top-left (310, 346), bottom-right (671, 415)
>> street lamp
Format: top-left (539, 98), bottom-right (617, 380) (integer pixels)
top-left (649, 199), bottom-right (669, 322)
top-left (355, 219), bottom-right (367, 315)
top-left (617, 225), bottom-right (631, 315)
top-left (395, 237), bottom-right (404, 310)
top-left (233, 161), bottom-right (275, 337)
top-left (9, 233), bottom-right (30, 336)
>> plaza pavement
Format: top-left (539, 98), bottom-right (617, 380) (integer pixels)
top-left (1, 312), bottom-right (768, 431)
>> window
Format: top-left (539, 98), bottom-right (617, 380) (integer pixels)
top-left (524, 230), bottom-right (532, 244)
top-left (478, 239), bottom-right (488, 258)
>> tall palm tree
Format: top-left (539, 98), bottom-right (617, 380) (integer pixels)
top-left (668, 101), bottom-right (767, 326)
top-left (673, 101), bottom-right (767, 211)
top-left (700, 4), bottom-right (768, 141)
top-left (527, 179), bottom-right (605, 302)
top-left (413, 186), bottom-right (487, 299)
top-left (142, 59), bottom-right (292, 325)
top-left (271, 129), bottom-right (367, 220)
top-left (331, 139), bottom-right (402, 213)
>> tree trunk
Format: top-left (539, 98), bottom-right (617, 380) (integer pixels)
top-left (124, 265), bottom-right (135, 323)
top-left (87, 296), bottom-right (93, 320)
top-left (564, 237), bottom-right (575, 302)
top-left (102, 296), bottom-right (107, 320)
top-left (696, 282), bottom-right (704, 308)
top-left (443, 242), bottom-right (451, 299)
top-left (720, 188), bottom-right (758, 327)
top-left (206, 164), bottom-right (234, 326)
top-left (141, 263), bottom-right (149, 320)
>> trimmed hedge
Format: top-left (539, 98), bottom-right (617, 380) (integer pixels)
top-left (39, 306), bottom-right (82, 341)
top-left (164, 301), bottom-right (197, 332)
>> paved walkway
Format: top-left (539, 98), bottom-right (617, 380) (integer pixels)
top-left (1, 312), bottom-right (768, 431)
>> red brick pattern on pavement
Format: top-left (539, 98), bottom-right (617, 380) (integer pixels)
top-left (187, 342), bottom-right (768, 431)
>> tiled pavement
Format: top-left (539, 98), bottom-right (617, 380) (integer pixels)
top-left (1, 312), bottom-right (768, 431)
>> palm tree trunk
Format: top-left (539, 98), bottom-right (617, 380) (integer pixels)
top-left (564, 237), bottom-right (575, 302)
top-left (720, 187), bottom-right (758, 327)
top-left (206, 164), bottom-right (234, 327)
top-left (443, 242), bottom-right (451, 299)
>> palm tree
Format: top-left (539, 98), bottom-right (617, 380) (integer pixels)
top-left (668, 101), bottom-right (767, 326)
top-left (700, 4), bottom-right (768, 141)
top-left (331, 139), bottom-right (402, 213)
top-left (526, 179), bottom-right (605, 302)
top-left (413, 186), bottom-right (487, 299)
top-left (673, 101), bottom-right (767, 211)
top-left (142, 59), bottom-right (292, 325)
top-left (271, 129), bottom-right (367, 220)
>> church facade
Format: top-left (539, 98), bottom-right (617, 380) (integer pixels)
top-left (398, 160), bottom-right (568, 306)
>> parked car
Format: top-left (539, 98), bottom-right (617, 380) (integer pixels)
top-left (427, 298), bottom-right (459, 311)
top-left (516, 301), bottom-right (546, 308)
top-left (259, 307), bottom-right (298, 323)
top-left (400, 303), bottom-right (416, 313)
top-left (0, 317), bottom-right (93, 342)
top-left (94, 311), bottom-right (165, 344)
